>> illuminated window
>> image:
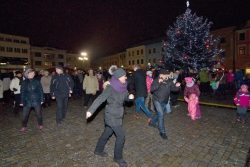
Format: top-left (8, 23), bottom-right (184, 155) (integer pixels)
top-left (239, 47), bottom-right (246, 55)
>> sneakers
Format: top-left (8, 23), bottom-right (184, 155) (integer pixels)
top-left (113, 158), bottom-right (127, 167)
top-left (94, 151), bottom-right (108, 157)
top-left (160, 133), bottom-right (168, 140)
top-left (19, 127), bottom-right (27, 132)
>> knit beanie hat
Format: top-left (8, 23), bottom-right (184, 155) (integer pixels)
top-left (109, 65), bottom-right (126, 79)
top-left (113, 68), bottom-right (126, 79)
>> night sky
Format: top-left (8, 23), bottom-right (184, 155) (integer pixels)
top-left (1, 0), bottom-right (249, 58)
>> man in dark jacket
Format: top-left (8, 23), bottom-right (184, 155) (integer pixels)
top-left (149, 69), bottom-right (181, 139)
top-left (133, 65), bottom-right (153, 121)
top-left (20, 69), bottom-right (44, 132)
top-left (50, 66), bottom-right (74, 125)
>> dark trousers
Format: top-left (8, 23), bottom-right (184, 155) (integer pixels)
top-left (84, 94), bottom-right (95, 107)
top-left (13, 94), bottom-right (21, 114)
top-left (170, 91), bottom-right (179, 106)
top-left (95, 125), bottom-right (125, 160)
top-left (55, 96), bottom-right (68, 124)
top-left (22, 105), bottom-right (42, 127)
top-left (43, 93), bottom-right (51, 107)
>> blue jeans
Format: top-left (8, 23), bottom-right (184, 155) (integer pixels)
top-left (151, 100), bottom-right (171, 134)
top-left (135, 97), bottom-right (152, 119)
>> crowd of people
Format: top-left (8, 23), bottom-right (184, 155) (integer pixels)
top-left (0, 65), bottom-right (249, 167)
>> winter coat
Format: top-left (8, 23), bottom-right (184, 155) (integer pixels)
top-left (83, 75), bottom-right (99, 95)
top-left (20, 79), bottom-right (44, 107)
top-left (146, 76), bottom-right (153, 93)
top-left (133, 69), bottom-right (147, 97)
top-left (50, 74), bottom-right (74, 97)
top-left (10, 77), bottom-right (22, 94)
top-left (40, 75), bottom-right (52, 93)
top-left (0, 80), bottom-right (3, 98)
top-left (234, 91), bottom-right (250, 107)
top-left (151, 77), bottom-right (180, 103)
top-left (184, 84), bottom-right (200, 98)
top-left (88, 85), bottom-right (129, 126)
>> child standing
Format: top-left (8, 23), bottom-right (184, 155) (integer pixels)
top-left (234, 84), bottom-right (250, 123)
top-left (184, 77), bottom-right (201, 120)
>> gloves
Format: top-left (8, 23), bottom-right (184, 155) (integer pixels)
top-left (86, 111), bottom-right (92, 119)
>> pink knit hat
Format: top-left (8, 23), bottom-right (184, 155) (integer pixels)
top-left (185, 77), bottom-right (193, 83)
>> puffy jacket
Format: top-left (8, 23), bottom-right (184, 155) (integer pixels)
top-left (234, 91), bottom-right (250, 107)
top-left (21, 78), bottom-right (43, 107)
top-left (151, 78), bottom-right (180, 103)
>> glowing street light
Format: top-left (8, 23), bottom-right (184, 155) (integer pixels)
top-left (81, 52), bottom-right (87, 57)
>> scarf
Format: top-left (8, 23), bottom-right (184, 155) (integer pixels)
top-left (110, 76), bottom-right (127, 93)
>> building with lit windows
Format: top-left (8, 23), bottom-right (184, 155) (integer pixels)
top-left (0, 33), bottom-right (30, 71)
top-left (30, 46), bottom-right (67, 71)
top-left (235, 20), bottom-right (250, 69)
top-left (126, 45), bottom-right (146, 69)
top-left (66, 53), bottom-right (90, 70)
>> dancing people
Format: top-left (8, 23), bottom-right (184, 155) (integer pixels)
top-left (86, 66), bottom-right (134, 167)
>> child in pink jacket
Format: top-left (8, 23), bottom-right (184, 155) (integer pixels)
top-left (234, 84), bottom-right (250, 123)
top-left (184, 77), bottom-right (201, 120)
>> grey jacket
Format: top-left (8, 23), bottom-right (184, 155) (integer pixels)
top-left (88, 85), bottom-right (129, 126)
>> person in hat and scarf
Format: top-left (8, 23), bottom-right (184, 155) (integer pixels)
top-left (86, 65), bottom-right (134, 167)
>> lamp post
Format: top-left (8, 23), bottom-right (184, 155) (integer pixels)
top-left (78, 52), bottom-right (88, 70)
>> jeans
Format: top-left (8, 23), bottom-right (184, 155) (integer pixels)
top-left (151, 100), bottom-right (171, 134)
top-left (22, 105), bottom-right (42, 127)
top-left (56, 96), bottom-right (68, 124)
top-left (135, 97), bottom-right (152, 118)
top-left (95, 125), bottom-right (125, 160)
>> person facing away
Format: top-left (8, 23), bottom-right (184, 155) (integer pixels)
top-left (10, 71), bottom-right (23, 115)
top-left (184, 77), bottom-right (201, 120)
top-left (149, 69), bottom-right (181, 139)
top-left (50, 66), bottom-right (74, 125)
top-left (86, 65), bottom-right (134, 167)
top-left (19, 69), bottom-right (44, 132)
top-left (234, 84), bottom-right (250, 124)
top-left (133, 65), bottom-right (153, 122)
top-left (83, 69), bottom-right (99, 108)
top-left (40, 70), bottom-right (52, 108)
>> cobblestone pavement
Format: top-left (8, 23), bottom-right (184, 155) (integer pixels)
top-left (0, 99), bottom-right (250, 167)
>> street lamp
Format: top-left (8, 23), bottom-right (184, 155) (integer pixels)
top-left (78, 51), bottom-right (88, 70)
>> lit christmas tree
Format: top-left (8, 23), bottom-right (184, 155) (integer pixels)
top-left (163, 1), bottom-right (222, 71)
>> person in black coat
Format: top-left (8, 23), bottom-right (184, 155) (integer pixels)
top-left (50, 66), bottom-right (74, 125)
top-left (20, 69), bottom-right (44, 132)
top-left (133, 65), bottom-right (153, 121)
top-left (86, 66), bottom-right (134, 167)
top-left (149, 69), bottom-right (181, 139)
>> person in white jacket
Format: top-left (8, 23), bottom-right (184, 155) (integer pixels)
top-left (83, 69), bottom-right (99, 108)
top-left (10, 71), bottom-right (23, 115)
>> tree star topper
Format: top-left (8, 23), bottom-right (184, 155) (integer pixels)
top-left (186, 1), bottom-right (190, 8)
